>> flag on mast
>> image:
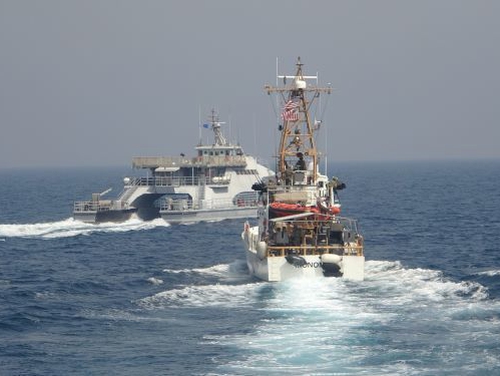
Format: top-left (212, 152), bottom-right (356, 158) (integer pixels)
top-left (281, 100), bottom-right (299, 121)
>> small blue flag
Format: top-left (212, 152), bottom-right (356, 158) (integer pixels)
top-left (203, 123), bottom-right (210, 129)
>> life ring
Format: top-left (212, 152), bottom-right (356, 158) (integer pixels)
top-left (329, 206), bottom-right (341, 215)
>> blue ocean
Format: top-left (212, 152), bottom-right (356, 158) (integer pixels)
top-left (1, 161), bottom-right (499, 375)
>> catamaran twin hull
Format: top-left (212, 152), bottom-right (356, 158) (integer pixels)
top-left (73, 208), bottom-right (137, 224)
top-left (73, 193), bottom-right (162, 223)
top-left (242, 225), bottom-right (365, 282)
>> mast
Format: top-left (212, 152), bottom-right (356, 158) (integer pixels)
top-left (208, 109), bottom-right (227, 146)
top-left (265, 57), bottom-right (331, 185)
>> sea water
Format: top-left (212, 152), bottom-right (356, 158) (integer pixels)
top-left (0, 161), bottom-right (499, 375)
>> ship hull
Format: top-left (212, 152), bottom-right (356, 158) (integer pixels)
top-left (73, 193), bottom-right (164, 223)
top-left (242, 225), bottom-right (364, 282)
top-left (161, 206), bottom-right (257, 224)
top-left (73, 208), bottom-right (138, 224)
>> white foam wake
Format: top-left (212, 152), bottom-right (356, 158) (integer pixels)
top-left (147, 277), bottom-right (164, 285)
top-left (146, 260), bottom-right (489, 311)
top-left (163, 260), bottom-right (250, 280)
top-left (476, 269), bottom-right (500, 277)
top-left (364, 260), bottom-right (489, 301)
top-left (139, 282), bottom-right (260, 309)
top-left (188, 260), bottom-right (497, 375)
top-left (0, 217), bottom-right (170, 239)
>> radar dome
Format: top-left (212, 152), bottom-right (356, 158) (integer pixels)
top-left (294, 78), bottom-right (306, 89)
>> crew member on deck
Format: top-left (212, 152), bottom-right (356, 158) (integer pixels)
top-left (295, 153), bottom-right (306, 170)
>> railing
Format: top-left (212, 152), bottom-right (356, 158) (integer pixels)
top-left (160, 197), bottom-right (257, 212)
top-left (132, 155), bottom-right (247, 169)
top-left (132, 156), bottom-right (190, 168)
top-left (266, 244), bottom-right (364, 257)
top-left (124, 176), bottom-right (231, 188)
top-left (264, 216), bottom-right (364, 257)
top-left (270, 216), bottom-right (361, 232)
top-left (73, 200), bottom-right (128, 213)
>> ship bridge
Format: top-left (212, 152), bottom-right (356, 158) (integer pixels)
top-left (131, 154), bottom-right (247, 170)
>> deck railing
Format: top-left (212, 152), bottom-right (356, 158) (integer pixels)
top-left (132, 155), bottom-right (247, 169)
top-left (73, 198), bottom-right (133, 213)
top-left (264, 216), bottom-right (364, 257)
top-left (124, 176), bottom-right (231, 187)
top-left (160, 197), bottom-right (257, 212)
top-left (266, 244), bottom-right (364, 257)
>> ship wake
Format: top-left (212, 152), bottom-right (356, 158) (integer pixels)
top-left (0, 217), bottom-right (170, 239)
top-left (207, 260), bottom-right (498, 375)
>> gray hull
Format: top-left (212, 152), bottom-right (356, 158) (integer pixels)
top-left (73, 208), bottom-right (137, 224)
top-left (73, 193), bottom-right (165, 224)
top-left (161, 206), bottom-right (257, 224)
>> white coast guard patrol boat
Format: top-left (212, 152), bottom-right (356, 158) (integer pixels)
top-left (242, 58), bottom-right (365, 281)
top-left (74, 110), bottom-right (272, 224)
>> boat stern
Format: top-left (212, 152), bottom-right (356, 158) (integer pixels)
top-left (341, 255), bottom-right (365, 281)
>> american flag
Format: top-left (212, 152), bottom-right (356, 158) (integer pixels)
top-left (281, 100), bottom-right (300, 121)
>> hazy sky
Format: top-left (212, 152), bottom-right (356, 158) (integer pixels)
top-left (1, 0), bottom-right (499, 168)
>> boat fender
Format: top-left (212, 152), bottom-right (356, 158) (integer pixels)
top-left (256, 241), bottom-right (267, 259)
top-left (321, 261), bottom-right (343, 277)
top-left (285, 254), bottom-right (307, 267)
top-left (321, 253), bottom-right (343, 265)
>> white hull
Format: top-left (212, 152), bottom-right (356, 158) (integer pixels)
top-left (242, 225), bottom-right (364, 282)
top-left (241, 59), bottom-right (365, 283)
top-left (161, 206), bottom-right (257, 224)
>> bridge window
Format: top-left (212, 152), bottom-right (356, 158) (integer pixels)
top-left (233, 191), bottom-right (258, 207)
top-left (235, 169), bottom-right (258, 175)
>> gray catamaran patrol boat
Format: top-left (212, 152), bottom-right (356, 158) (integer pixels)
top-left (73, 111), bottom-right (272, 224)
